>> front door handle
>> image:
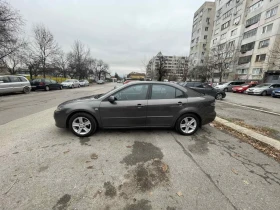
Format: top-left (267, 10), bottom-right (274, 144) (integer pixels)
top-left (137, 104), bottom-right (144, 108)
top-left (177, 102), bottom-right (183, 106)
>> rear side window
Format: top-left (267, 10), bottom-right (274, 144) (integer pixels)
top-left (33, 79), bottom-right (41, 82)
top-left (151, 85), bottom-right (176, 99)
top-left (9, 77), bottom-right (21, 82)
top-left (175, 89), bottom-right (185, 98)
top-left (0, 76), bottom-right (10, 83)
top-left (51, 80), bottom-right (57, 84)
top-left (19, 77), bottom-right (28, 82)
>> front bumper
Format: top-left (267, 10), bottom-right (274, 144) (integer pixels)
top-left (272, 92), bottom-right (280, 97)
top-left (201, 111), bottom-right (216, 126)
top-left (54, 110), bottom-right (67, 128)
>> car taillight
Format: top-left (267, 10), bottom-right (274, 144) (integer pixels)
top-left (39, 82), bottom-right (45, 86)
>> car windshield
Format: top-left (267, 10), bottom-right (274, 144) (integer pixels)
top-left (256, 83), bottom-right (271, 87)
top-left (93, 85), bottom-right (122, 99)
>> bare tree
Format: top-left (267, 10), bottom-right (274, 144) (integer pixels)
top-left (93, 59), bottom-right (110, 80)
top-left (267, 40), bottom-right (280, 70)
top-left (176, 57), bottom-right (189, 81)
top-left (53, 51), bottom-right (68, 78)
top-left (155, 53), bottom-right (168, 81)
top-left (0, 0), bottom-right (25, 61)
top-left (5, 50), bottom-right (23, 74)
top-left (32, 24), bottom-right (59, 78)
top-left (207, 44), bottom-right (238, 82)
top-left (21, 45), bottom-right (40, 80)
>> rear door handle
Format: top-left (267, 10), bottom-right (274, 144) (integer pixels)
top-left (137, 104), bottom-right (144, 108)
top-left (177, 102), bottom-right (183, 106)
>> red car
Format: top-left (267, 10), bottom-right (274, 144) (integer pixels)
top-left (232, 83), bottom-right (258, 93)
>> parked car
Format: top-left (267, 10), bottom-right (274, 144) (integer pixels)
top-left (163, 79), bottom-right (168, 82)
top-left (246, 83), bottom-right (280, 96)
top-left (117, 80), bottom-right (122, 83)
top-left (30, 79), bottom-right (63, 91)
top-left (61, 79), bottom-right (80, 88)
top-left (214, 81), bottom-right (245, 92)
top-left (79, 80), bottom-right (89, 87)
top-left (54, 82), bottom-right (216, 137)
top-left (272, 88), bottom-right (280, 98)
top-left (232, 82), bottom-right (258, 93)
top-left (0, 75), bottom-right (31, 94)
top-left (97, 80), bottom-right (104, 84)
top-left (182, 81), bottom-right (226, 100)
top-left (123, 80), bottom-right (140, 84)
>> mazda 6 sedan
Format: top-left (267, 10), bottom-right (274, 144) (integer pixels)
top-left (54, 82), bottom-right (216, 137)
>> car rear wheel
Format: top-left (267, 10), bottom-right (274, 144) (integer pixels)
top-left (176, 114), bottom-right (199, 136)
top-left (78, 85), bottom-right (80, 88)
top-left (261, 91), bottom-right (267, 96)
top-left (60, 86), bottom-right (63, 90)
top-left (23, 86), bottom-right (31, 94)
top-left (45, 86), bottom-right (50, 91)
top-left (69, 113), bottom-right (97, 137)
top-left (224, 88), bottom-right (228, 92)
top-left (216, 93), bottom-right (223, 100)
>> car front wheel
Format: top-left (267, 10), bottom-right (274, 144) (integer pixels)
top-left (45, 86), bottom-right (50, 91)
top-left (176, 114), bottom-right (199, 136)
top-left (261, 91), bottom-right (267, 96)
top-left (69, 113), bottom-right (97, 137)
top-left (216, 93), bottom-right (223, 100)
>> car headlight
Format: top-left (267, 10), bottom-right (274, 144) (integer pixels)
top-left (238, 88), bottom-right (242, 90)
top-left (254, 89), bottom-right (262, 92)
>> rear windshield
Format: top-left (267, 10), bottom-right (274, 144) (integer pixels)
top-left (19, 77), bottom-right (28, 82)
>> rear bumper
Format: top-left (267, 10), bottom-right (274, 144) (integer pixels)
top-left (201, 111), bottom-right (216, 126)
top-left (54, 110), bottom-right (67, 128)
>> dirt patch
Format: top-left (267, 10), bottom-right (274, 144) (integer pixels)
top-left (38, 166), bottom-right (49, 172)
top-left (167, 207), bottom-right (176, 210)
top-left (188, 135), bottom-right (213, 155)
top-left (123, 199), bottom-right (152, 210)
top-left (121, 141), bottom-right (163, 166)
top-left (79, 137), bottom-right (90, 145)
top-left (90, 153), bottom-right (98, 159)
top-left (52, 194), bottom-right (71, 210)
top-left (119, 159), bottom-right (170, 197)
top-left (103, 182), bottom-right (117, 198)
top-left (212, 121), bottom-right (280, 162)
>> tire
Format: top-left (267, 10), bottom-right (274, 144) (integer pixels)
top-left (78, 85), bottom-right (80, 88)
top-left (45, 86), bottom-right (50, 91)
top-left (60, 86), bottom-right (63, 90)
top-left (23, 86), bottom-right (31, 94)
top-left (176, 114), bottom-right (199, 136)
top-left (224, 88), bottom-right (228, 92)
top-left (69, 113), bottom-right (97, 137)
top-left (71, 85), bottom-right (74, 89)
top-left (261, 91), bottom-right (267, 96)
top-left (216, 93), bottom-right (223, 100)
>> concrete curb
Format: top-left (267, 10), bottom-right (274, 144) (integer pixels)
top-left (215, 117), bottom-right (280, 150)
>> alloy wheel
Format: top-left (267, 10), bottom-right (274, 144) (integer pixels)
top-left (216, 93), bottom-right (223, 100)
top-left (72, 117), bottom-right (92, 135)
top-left (23, 86), bottom-right (30, 94)
top-left (180, 117), bottom-right (197, 134)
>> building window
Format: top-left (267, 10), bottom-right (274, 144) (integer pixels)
top-left (236, 4), bottom-right (242, 12)
top-left (240, 42), bottom-right (255, 52)
top-left (231, 28), bottom-right (237, 36)
top-left (245, 13), bottom-right (261, 28)
top-left (218, 43), bottom-right (226, 50)
top-left (243, 28), bottom-right (257, 39)
top-left (201, 59), bottom-right (204, 63)
top-left (203, 44), bottom-right (206, 48)
top-left (228, 40), bottom-right (235, 49)
top-left (221, 21), bottom-right (230, 30)
top-left (197, 29), bottom-right (200, 33)
top-left (237, 69), bottom-right (248, 74)
top-left (233, 16), bottom-right (241, 25)
top-left (266, 6), bottom-right (278, 19)
top-left (238, 56), bottom-right (252, 64)
top-left (252, 68), bottom-right (262, 75)
top-left (255, 54), bottom-right (266, 62)
top-left (206, 18), bottom-right (210, 24)
top-left (202, 52), bottom-right (205, 55)
top-left (213, 38), bottom-right (217, 44)
top-left (208, 8), bottom-right (212, 12)
top-left (248, 0), bottom-right (264, 13)
top-left (259, 39), bottom-right (270, 48)
top-left (205, 27), bottom-right (208, 31)
top-left (193, 23), bottom-right (197, 28)
top-left (262, 24), bottom-right (273, 33)
top-left (221, 33), bottom-right (227, 39)
top-left (216, 18), bottom-right (221, 25)
top-left (214, 28), bottom-right (219, 35)
top-left (223, 9), bottom-right (232, 19)
top-left (204, 35), bottom-right (207, 39)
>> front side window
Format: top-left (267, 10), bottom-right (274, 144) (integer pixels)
top-left (19, 77), bottom-right (28, 82)
top-left (114, 84), bottom-right (148, 101)
top-left (51, 80), bottom-right (57, 84)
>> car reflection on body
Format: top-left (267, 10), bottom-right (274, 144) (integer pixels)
top-left (54, 82), bottom-right (216, 137)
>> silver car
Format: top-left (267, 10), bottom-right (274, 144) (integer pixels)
top-left (214, 81), bottom-right (245, 92)
top-left (246, 83), bottom-right (280, 96)
top-left (61, 79), bottom-right (80, 88)
top-left (0, 75), bottom-right (31, 94)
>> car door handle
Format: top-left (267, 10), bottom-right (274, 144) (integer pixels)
top-left (177, 102), bottom-right (183, 106)
top-left (137, 104), bottom-right (144, 108)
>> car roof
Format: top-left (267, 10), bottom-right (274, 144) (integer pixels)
top-left (124, 81), bottom-right (187, 90)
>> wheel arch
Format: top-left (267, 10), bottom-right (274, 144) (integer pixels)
top-left (174, 112), bottom-right (202, 128)
top-left (66, 110), bottom-right (99, 128)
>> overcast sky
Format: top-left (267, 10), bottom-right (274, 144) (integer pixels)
top-left (10, 0), bottom-right (208, 76)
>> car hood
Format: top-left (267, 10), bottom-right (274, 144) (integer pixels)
top-left (248, 87), bottom-right (268, 90)
top-left (59, 95), bottom-right (98, 106)
top-left (274, 88), bottom-right (280, 92)
top-left (61, 82), bottom-right (73, 84)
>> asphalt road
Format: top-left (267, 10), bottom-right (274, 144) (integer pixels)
top-left (0, 84), bottom-right (280, 210)
top-left (216, 92), bottom-right (280, 140)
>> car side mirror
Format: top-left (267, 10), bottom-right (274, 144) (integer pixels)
top-left (108, 95), bottom-right (116, 103)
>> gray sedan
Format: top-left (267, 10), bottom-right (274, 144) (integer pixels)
top-left (246, 83), bottom-right (280, 96)
top-left (54, 82), bottom-right (216, 137)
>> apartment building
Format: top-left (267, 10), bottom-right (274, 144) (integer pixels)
top-left (237, 0), bottom-right (280, 83)
top-left (210, 0), bottom-right (249, 81)
top-left (189, 2), bottom-right (216, 67)
top-left (146, 52), bottom-right (187, 81)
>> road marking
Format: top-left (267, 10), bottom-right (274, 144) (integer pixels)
top-left (218, 100), bottom-right (280, 116)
